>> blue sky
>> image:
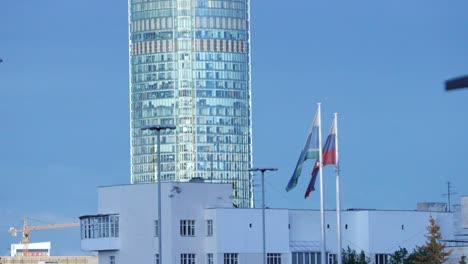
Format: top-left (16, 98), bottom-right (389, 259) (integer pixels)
top-left (1, 0), bottom-right (467, 256)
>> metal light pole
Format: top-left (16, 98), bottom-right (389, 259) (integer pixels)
top-left (249, 167), bottom-right (278, 264)
top-left (141, 124), bottom-right (176, 264)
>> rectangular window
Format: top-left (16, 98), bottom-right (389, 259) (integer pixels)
top-left (224, 253), bottom-right (238, 264)
top-left (110, 215), bottom-right (119, 237)
top-left (154, 220), bottom-right (159, 237)
top-left (109, 256), bottom-right (115, 264)
top-left (292, 252), bottom-right (321, 264)
top-left (207, 253), bottom-right (213, 264)
top-left (268, 253), bottom-right (281, 264)
top-left (375, 254), bottom-right (389, 264)
top-left (180, 220), bottom-right (195, 236)
top-left (181, 253), bottom-right (196, 264)
top-left (155, 254), bottom-right (160, 264)
top-left (328, 253), bottom-right (337, 264)
top-left (206, 219), bottom-right (213, 236)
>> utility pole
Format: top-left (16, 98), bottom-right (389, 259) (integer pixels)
top-left (442, 181), bottom-right (456, 212)
top-left (249, 167), bottom-right (278, 264)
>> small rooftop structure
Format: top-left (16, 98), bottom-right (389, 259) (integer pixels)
top-left (417, 202), bottom-right (448, 212)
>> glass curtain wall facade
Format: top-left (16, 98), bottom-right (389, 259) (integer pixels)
top-left (129, 0), bottom-right (253, 208)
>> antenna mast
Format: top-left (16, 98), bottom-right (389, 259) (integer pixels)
top-left (442, 181), bottom-right (457, 212)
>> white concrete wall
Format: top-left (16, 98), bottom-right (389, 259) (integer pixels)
top-left (215, 208), bottom-right (289, 253)
top-left (98, 250), bottom-right (118, 264)
top-left (453, 204), bottom-right (463, 236)
top-left (82, 182), bottom-right (462, 264)
top-left (288, 210), bottom-right (322, 247)
top-left (98, 184), bottom-right (156, 264)
top-left (204, 209), bottom-right (218, 255)
top-left (344, 210), bottom-right (370, 252)
top-left (168, 182), bottom-right (232, 263)
top-left (96, 182), bottom-right (233, 264)
top-left (461, 196), bottom-right (468, 229)
top-left (81, 237), bottom-right (119, 251)
top-left (287, 209), bottom-right (453, 256)
top-left (448, 246), bottom-right (468, 264)
top-left (435, 212), bottom-right (455, 241)
top-left (288, 210), bottom-right (369, 254)
top-left (367, 211), bottom-right (453, 254)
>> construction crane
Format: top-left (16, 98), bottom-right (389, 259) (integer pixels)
top-left (9, 217), bottom-right (80, 256)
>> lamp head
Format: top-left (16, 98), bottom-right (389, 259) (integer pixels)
top-left (141, 125), bottom-right (176, 131)
top-left (249, 168), bottom-right (278, 172)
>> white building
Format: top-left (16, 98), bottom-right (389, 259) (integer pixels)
top-left (10, 241), bottom-right (51, 257)
top-left (80, 182), bottom-right (467, 264)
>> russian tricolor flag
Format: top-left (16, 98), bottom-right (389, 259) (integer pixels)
top-left (322, 120), bottom-right (337, 166)
top-left (305, 118), bottom-right (337, 198)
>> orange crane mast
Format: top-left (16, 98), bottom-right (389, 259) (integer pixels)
top-left (9, 217), bottom-right (80, 256)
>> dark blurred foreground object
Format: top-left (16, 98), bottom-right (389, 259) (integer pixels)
top-left (446, 75), bottom-right (468, 91)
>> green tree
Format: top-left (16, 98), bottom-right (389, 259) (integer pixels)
top-left (388, 247), bottom-right (410, 264)
top-left (342, 247), bottom-right (370, 264)
top-left (413, 215), bottom-right (452, 264)
top-left (358, 250), bottom-right (370, 264)
top-left (408, 248), bottom-right (427, 264)
top-left (460, 255), bottom-right (467, 264)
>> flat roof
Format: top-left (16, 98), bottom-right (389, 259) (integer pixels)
top-left (98, 181), bottom-right (231, 188)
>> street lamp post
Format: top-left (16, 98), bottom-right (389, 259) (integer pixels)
top-left (141, 125), bottom-right (176, 264)
top-left (249, 167), bottom-right (278, 264)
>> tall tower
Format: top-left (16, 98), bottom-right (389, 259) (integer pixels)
top-left (128, 0), bottom-right (253, 207)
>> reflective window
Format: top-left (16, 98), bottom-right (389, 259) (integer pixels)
top-left (129, 0), bottom-right (252, 208)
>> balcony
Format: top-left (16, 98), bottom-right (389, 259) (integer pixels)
top-left (79, 214), bottom-right (120, 251)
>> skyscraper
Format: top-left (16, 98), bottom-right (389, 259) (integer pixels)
top-left (128, 0), bottom-right (253, 207)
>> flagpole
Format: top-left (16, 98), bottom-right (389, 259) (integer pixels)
top-left (335, 113), bottom-right (342, 264)
top-left (318, 103), bottom-right (326, 264)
